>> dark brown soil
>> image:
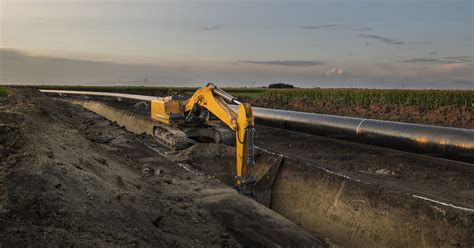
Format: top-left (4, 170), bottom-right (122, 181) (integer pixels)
top-left (245, 97), bottom-right (473, 129)
top-left (85, 95), bottom-right (474, 247)
top-left (0, 88), bottom-right (323, 247)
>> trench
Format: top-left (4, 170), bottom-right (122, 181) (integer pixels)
top-left (67, 99), bottom-right (474, 247)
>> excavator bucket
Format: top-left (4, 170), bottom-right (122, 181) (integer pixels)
top-left (252, 149), bottom-right (284, 207)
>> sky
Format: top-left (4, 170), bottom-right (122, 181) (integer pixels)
top-left (0, 0), bottom-right (473, 89)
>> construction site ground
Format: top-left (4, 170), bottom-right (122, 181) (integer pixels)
top-left (0, 88), bottom-right (323, 247)
top-left (87, 95), bottom-right (474, 246)
top-left (1, 88), bottom-right (473, 247)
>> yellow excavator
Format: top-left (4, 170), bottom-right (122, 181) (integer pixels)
top-left (149, 83), bottom-right (256, 190)
top-left (41, 83), bottom-right (281, 200)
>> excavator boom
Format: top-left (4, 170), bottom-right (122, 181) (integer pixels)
top-left (184, 84), bottom-right (256, 188)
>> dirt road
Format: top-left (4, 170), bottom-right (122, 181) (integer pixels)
top-left (0, 88), bottom-right (324, 247)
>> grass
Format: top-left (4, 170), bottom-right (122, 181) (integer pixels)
top-left (0, 86), bottom-right (7, 97)
top-left (262, 89), bottom-right (473, 109)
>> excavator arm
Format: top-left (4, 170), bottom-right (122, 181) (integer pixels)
top-left (184, 84), bottom-right (255, 189)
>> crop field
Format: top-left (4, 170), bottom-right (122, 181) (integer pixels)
top-left (261, 88), bottom-right (473, 109)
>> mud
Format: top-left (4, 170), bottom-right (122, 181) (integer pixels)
top-left (0, 88), bottom-right (323, 247)
top-left (79, 95), bottom-right (474, 247)
top-left (246, 97), bottom-right (473, 129)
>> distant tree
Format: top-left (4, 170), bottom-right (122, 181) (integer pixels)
top-left (268, 83), bottom-right (295, 89)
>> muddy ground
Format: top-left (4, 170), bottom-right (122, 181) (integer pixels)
top-left (245, 97), bottom-right (473, 129)
top-left (0, 88), bottom-right (324, 247)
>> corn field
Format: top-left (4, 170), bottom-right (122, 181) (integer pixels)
top-left (262, 89), bottom-right (473, 109)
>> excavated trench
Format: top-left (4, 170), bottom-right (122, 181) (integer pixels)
top-left (66, 99), bottom-right (474, 247)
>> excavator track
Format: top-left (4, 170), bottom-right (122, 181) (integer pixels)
top-left (207, 123), bottom-right (234, 145)
top-left (181, 123), bottom-right (234, 145)
top-left (153, 123), bottom-right (234, 151)
top-left (153, 124), bottom-right (190, 150)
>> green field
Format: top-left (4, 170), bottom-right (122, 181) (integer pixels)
top-left (262, 88), bottom-right (473, 109)
top-left (0, 86), bottom-right (7, 97)
top-left (17, 85), bottom-right (474, 109)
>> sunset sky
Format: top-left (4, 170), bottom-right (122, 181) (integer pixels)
top-left (1, 0), bottom-right (473, 88)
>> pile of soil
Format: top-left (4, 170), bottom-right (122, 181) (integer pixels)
top-left (0, 88), bottom-right (323, 247)
top-left (246, 97), bottom-right (473, 129)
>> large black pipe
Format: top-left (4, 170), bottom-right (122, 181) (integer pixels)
top-left (248, 107), bottom-right (474, 163)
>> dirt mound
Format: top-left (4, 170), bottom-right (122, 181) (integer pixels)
top-left (247, 97), bottom-right (473, 129)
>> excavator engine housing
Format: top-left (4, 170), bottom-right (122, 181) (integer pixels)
top-left (150, 96), bottom-right (185, 125)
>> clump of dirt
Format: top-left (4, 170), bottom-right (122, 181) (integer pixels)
top-left (246, 97), bottom-right (473, 129)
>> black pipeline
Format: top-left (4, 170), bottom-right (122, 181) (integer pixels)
top-left (247, 107), bottom-right (474, 164)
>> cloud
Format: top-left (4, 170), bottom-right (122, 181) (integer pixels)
top-left (400, 56), bottom-right (474, 64)
top-left (428, 51), bottom-right (438, 56)
top-left (357, 27), bottom-right (373, 31)
top-left (198, 26), bottom-right (221, 31)
top-left (326, 68), bottom-right (343, 76)
top-left (299, 24), bottom-right (341, 30)
top-left (27, 17), bottom-right (44, 21)
top-left (416, 41), bottom-right (432, 45)
top-left (239, 60), bottom-right (325, 67)
top-left (0, 48), bottom-right (168, 84)
top-left (359, 34), bottom-right (404, 45)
